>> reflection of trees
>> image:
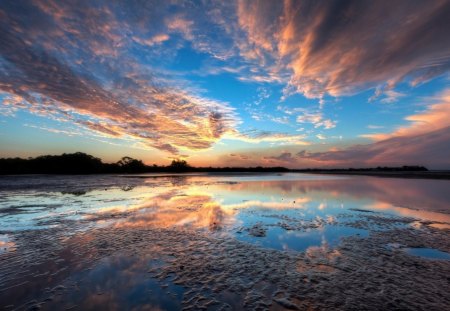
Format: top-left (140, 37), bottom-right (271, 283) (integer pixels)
top-left (169, 176), bottom-right (189, 187)
top-left (120, 185), bottom-right (135, 191)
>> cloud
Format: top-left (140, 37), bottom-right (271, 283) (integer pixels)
top-left (276, 105), bottom-right (336, 129)
top-left (316, 134), bottom-right (326, 140)
top-left (166, 15), bottom-right (194, 40)
top-left (0, 0), bottom-right (237, 154)
top-left (368, 87), bottom-right (407, 104)
top-left (23, 124), bottom-right (82, 137)
top-left (260, 89), bottom-right (450, 169)
top-left (297, 126), bottom-right (450, 168)
top-left (296, 110), bottom-right (336, 129)
top-left (229, 153), bottom-right (249, 161)
top-left (264, 152), bottom-right (293, 163)
top-left (380, 90), bottom-right (406, 104)
top-left (237, 0), bottom-right (450, 98)
top-left (295, 90), bottom-right (450, 168)
top-left (363, 89), bottom-right (450, 141)
top-left (225, 131), bottom-right (310, 145)
top-left (132, 34), bottom-right (170, 47)
top-left (2, 0), bottom-right (450, 162)
top-left (367, 125), bottom-right (384, 130)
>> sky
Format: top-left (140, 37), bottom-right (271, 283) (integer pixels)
top-left (1, 0), bottom-right (450, 169)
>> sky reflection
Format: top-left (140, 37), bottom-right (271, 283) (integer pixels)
top-left (1, 173), bottom-right (449, 252)
top-left (42, 254), bottom-right (184, 311)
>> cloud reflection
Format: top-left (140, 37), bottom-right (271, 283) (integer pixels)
top-left (113, 192), bottom-right (235, 231)
top-left (85, 175), bottom-right (450, 231)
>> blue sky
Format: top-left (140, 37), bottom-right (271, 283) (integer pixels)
top-left (1, 0), bottom-right (450, 168)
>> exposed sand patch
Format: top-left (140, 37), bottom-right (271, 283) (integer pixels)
top-left (0, 215), bottom-right (449, 310)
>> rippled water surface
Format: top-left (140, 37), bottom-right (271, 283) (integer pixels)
top-left (1, 173), bottom-right (449, 310)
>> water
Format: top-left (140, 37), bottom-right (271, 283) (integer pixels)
top-left (0, 234), bottom-right (14, 254)
top-left (404, 248), bottom-right (450, 260)
top-left (52, 254), bottom-right (185, 311)
top-left (1, 173), bottom-right (449, 250)
top-left (0, 173), bottom-right (449, 310)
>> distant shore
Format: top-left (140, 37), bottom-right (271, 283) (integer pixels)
top-left (297, 170), bottom-right (450, 180)
top-left (119, 170), bottom-right (450, 180)
top-left (1, 152), bottom-right (449, 180)
top-left (3, 170), bottom-right (450, 181)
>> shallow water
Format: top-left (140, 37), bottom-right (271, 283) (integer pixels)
top-left (0, 173), bottom-right (449, 310)
top-left (404, 248), bottom-right (450, 260)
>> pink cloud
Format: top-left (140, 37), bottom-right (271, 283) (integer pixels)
top-left (363, 90), bottom-right (450, 141)
top-left (0, 1), bottom-right (238, 154)
top-left (237, 0), bottom-right (450, 99)
top-left (247, 90), bottom-right (450, 169)
top-left (297, 126), bottom-right (450, 168)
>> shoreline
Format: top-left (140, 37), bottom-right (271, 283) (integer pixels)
top-left (2, 170), bottom-right (450, 180)
top-left (296, 170), bottom-right (450, 180)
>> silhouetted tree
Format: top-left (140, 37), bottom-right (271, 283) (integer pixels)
top-left (0, 152), bottom-right (105, 174)
top-left (169, 159), bottom-right (190, 172)
top-left (0, 152), bottom-right (431, 175)
top-left (117, 156), bottom-right (146, 173)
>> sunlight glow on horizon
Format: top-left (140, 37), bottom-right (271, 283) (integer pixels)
top-left (1, 0), bottom-right (450, 168)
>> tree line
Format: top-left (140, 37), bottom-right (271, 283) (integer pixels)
top-left (0, 152), bottom-right (289, 174)
top-left (0, 152), bottom-right (428, 175)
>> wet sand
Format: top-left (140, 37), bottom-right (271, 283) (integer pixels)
top-left (0, 174), bottom-right (449, 310)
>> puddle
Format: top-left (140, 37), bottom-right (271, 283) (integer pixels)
top-left (404, 248), bottom-right (450, 260)
top-left (429, 223), bottom-right (450, 230)
top-left (0, 234), bottom-right (15, 254)
top-left (40, 254), bottom-right (184, 311)
top-left (236, 225), bottom-right (367, 252)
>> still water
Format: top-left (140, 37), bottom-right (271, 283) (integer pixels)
top-left (0, 173), bottom-right (449, 310)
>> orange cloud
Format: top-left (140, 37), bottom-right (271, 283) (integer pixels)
top-left (363, 90), bottom-right (450, 141)
top-left (250, 89), bottom-right (450, 169)
top-left (237, 0), bottom-right (450, 99)
top-left (0, 1), bottom-right (238, 154)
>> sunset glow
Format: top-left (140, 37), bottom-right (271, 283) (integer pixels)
top-left (1, 0), bottom-right (450, 168)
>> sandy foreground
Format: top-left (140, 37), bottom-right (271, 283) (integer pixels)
top-left (0, 174), bottom-right (449, 310)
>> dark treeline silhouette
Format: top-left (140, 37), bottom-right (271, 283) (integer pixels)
top-left (0, 152), bottom-right (430, 175)
top-left (295, 166), bottom-right (428, 172)
top-left (292, 166), bottom-right (450, 180)
top-left (0, 152), bottom-right (289, 174)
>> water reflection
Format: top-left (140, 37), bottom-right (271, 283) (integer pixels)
top-left (1, 174), bottom-right (450, 310)
top-left (111, 193), bottom-right (235, 230)
top-left (0, 234), bottom-right (14, 254)
top-left (404, 248), bottom-right (450, 260)
top-left (1, 174), bottom-right (449, 252)
top-left (41, 254), bottom-right (184, 311)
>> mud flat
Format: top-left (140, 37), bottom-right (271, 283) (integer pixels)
top-left (1, 218), bottom-right (449, 310)
top-left (0, 174), bottom-right (449, 310)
